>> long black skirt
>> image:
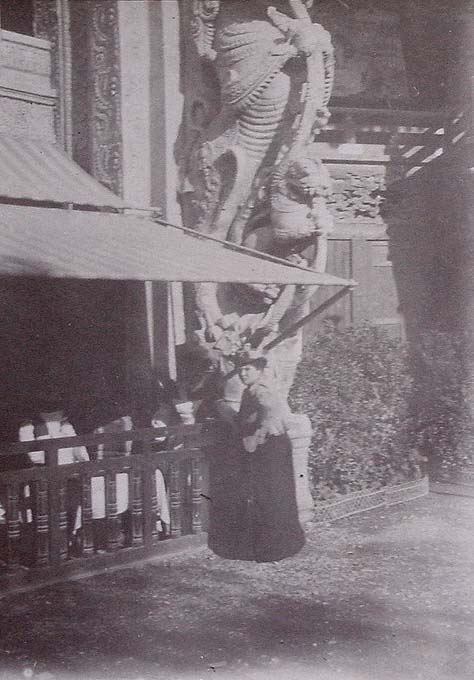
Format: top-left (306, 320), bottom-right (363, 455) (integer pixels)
top-left (207, 433), bottom-right (305, 562)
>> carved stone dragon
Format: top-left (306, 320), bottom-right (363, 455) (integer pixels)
top-left (182, 0), bottom-right (335, 403)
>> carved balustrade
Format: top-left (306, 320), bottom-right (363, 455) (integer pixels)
top-left (0, 423), bottom-right (218, 588)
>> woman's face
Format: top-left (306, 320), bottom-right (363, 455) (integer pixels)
top-left (238, 364), bottom-right (262, 386)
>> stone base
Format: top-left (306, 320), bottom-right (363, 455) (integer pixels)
top-left (286, 413), bottom-right (314, 523)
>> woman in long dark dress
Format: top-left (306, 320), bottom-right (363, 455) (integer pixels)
top-left (208, 351), bottom-right (305, 562)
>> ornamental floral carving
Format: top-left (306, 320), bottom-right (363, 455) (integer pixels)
top-left (90, 1), bottom-right (123, 196)
top-left (327, 171), bottom-right (387, 221)
top-left (69, 0), bottom-right (123, 196)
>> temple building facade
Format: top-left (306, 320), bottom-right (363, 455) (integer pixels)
top-left (0, 0), bottom-right (472, 436)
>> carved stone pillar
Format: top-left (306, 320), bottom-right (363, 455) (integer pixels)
top-left (178, 0), bottom-right (339, 521)
top-left (69, 0), bottom-right (123, 196)
top-left (35, 0), bottom-right (123, 190)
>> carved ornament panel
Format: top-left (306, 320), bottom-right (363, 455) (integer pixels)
top-left (69, 0), bottom-right (123, 196)
top-left (327, 169), bottom-right (387, 221)
top-left (90, 1), bottom-right (122, 196)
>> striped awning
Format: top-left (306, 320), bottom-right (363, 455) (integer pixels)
top-left (0, 204), bottom-right (354, 287)
top-left (0, 135), bottom-right (124, 209)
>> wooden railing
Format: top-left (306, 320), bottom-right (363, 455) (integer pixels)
top-left (0, 424), bottom-right (217, 585)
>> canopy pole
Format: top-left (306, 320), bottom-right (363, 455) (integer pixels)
top-left (145, 281), bottom-right (155, 367)
top-left (263, 285), bottom-right (355, 352)
top-left (223, 285), bottom-right (354, 382)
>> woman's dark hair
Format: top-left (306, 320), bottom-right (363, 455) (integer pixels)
top-left (233, 352), bottom-right (268, 370)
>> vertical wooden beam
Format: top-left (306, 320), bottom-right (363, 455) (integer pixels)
top-left (117, 0), bottom-right (151, 208)
top-left (149, 0), bottom-right (186, 378)
top-left (117, 1), bottom-right (187, 383)
top-left (117, 1), bottom-right (158, 388)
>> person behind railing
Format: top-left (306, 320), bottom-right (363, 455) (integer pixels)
top-left (18, 409), bottom-right (89, 559)
top-left (92, 399), bottom-right (174, 547)
top-left (0, 433), bottom-right (34, 568)
top-left (149, 407), bottom-right (176, 537)
top-left (135, 373), bottom-right (189, 538)
top-left (131, 377), bottom-right (181, 538)
top-left (91, 414), bottom-right (133, 552)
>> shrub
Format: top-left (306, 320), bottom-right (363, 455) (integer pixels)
top-left (290, 324), bottom-right (421, 501)
top-left (290, 323), bottom-right (474, 500)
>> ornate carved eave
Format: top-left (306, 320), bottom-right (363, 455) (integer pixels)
top-left (314, 106), bottom-right (446, 225)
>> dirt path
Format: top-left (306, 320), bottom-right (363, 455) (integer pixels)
top-left (1, 493), bottom-right (473, 680)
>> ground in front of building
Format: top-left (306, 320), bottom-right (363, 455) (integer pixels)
top-left (0, 493), bottom-right (473, 680)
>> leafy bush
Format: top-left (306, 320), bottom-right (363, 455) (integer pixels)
top-left (290, 323), bottom-right (474, 500)
top-left (290, 324), bottom-right (421, 501)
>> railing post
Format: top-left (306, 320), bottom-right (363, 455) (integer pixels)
top-left (130, 470), bottom-right (144, 546)
top-left (181, 462), bottom-right (192, 535)
top-left (151, 470), bottom-right (159, 543)
top-left (59, 480), bottom-right (68, 560)
top-left (141, 440), bottom-right (158, 548)
top-left (105, 472), bottom-right (121, 552)
top-left (47, 448), bottom-right (68, 566)
top-left (81, 473), bottom-right (94, 556)
top-left (36, 477), bottom-right (50, 566)
top-left (169, 462), bottom-right (182, 538)
top-left (5, 484), bottom-right (20, 569)
top-left (191, 457), bottom-right (203, 534)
